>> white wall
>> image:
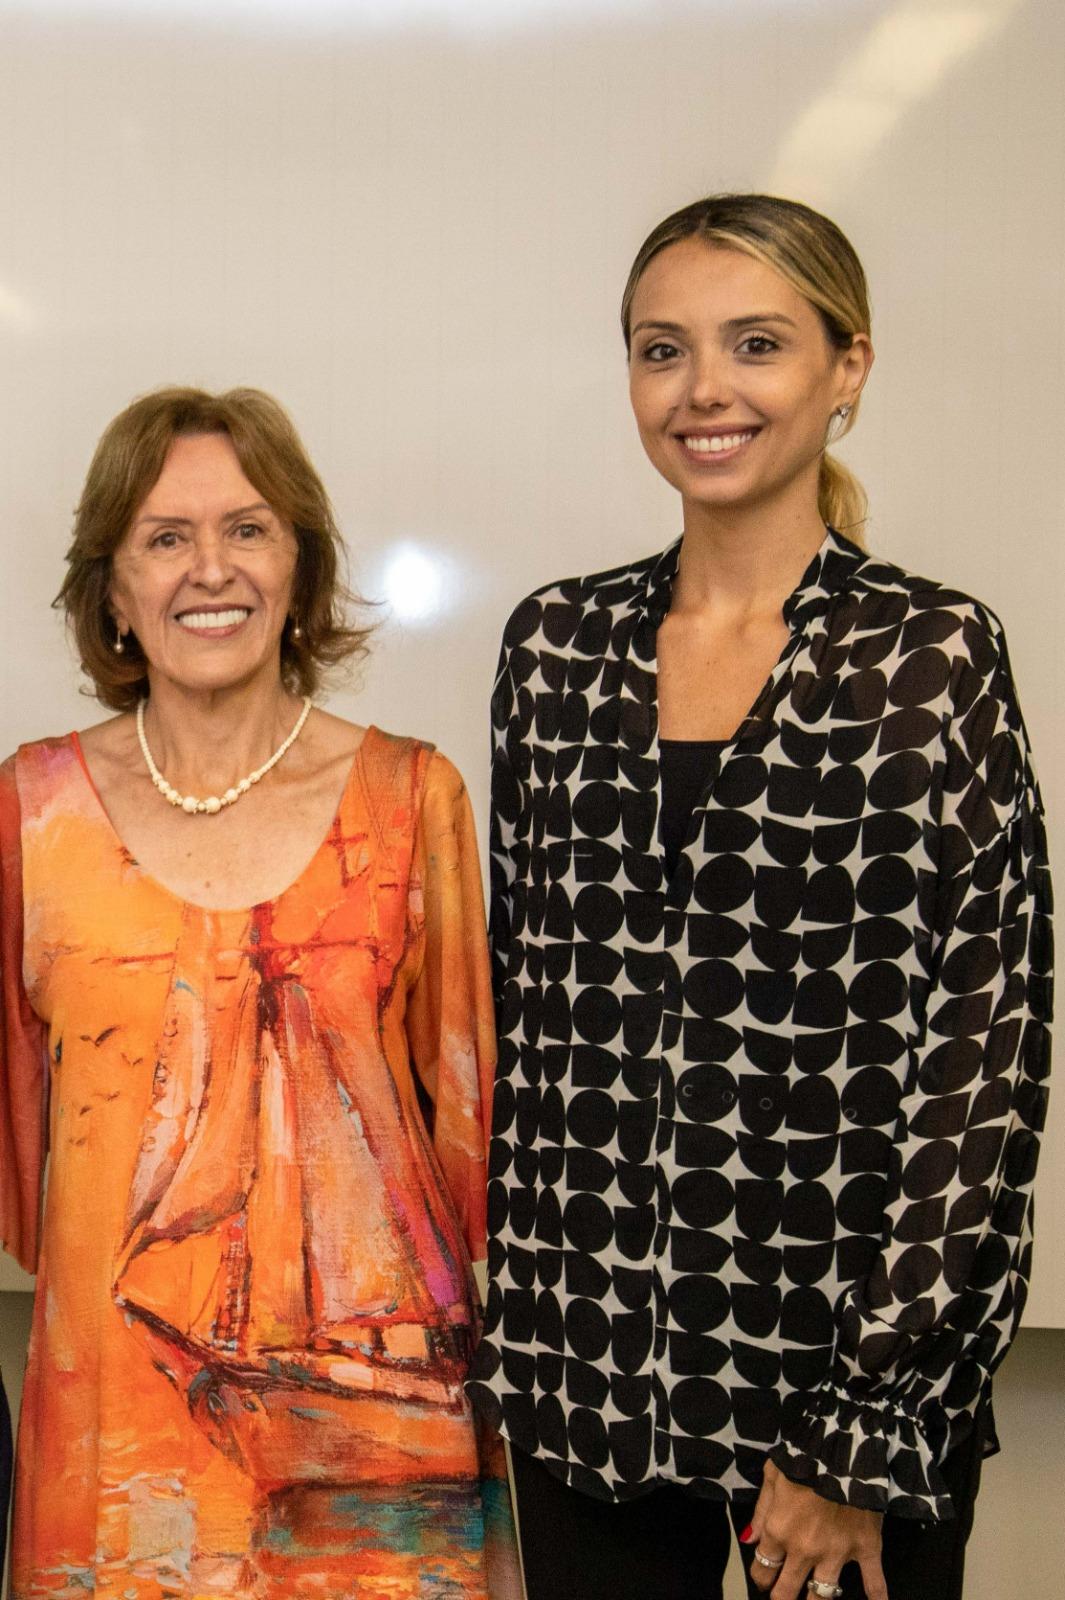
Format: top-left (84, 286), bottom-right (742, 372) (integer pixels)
top-left (1, 0), bottom-right (1063, 1582)
top-left (1, 0), bottom-right (1060, 1323)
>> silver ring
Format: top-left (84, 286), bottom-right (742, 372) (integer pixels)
top-left (807, 1580), bottom-right (844, 1599)
top-left (754, 1549), bottom-right (786, 1569)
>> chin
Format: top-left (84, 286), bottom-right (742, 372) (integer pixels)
top-left (158, 658), bottom-right (279, 695)
top-left (681, 481), bottom-right (758, 513)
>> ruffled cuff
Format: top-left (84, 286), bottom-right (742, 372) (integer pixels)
top-left (769, 1383), bottom-right (954, 1522)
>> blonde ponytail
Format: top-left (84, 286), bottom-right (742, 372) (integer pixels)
top-left (818, 451), bottom-right (867, 545)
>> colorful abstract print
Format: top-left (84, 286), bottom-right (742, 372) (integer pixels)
top-left (0, 729), bottom-right (509, 1598)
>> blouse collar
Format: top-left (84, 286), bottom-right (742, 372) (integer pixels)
top-left (635, 525), bottom-right (867, 633)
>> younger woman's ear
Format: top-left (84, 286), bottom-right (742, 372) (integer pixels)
top-left (838, 333), bottom-right (874, 408)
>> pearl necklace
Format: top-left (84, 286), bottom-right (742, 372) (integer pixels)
top-left (136, 696), bottom-right (313, 815)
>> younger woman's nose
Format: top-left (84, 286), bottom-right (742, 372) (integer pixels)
top-left (686, 349), bottom-right (734, 411)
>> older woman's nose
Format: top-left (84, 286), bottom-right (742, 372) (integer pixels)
top-left (187, 530), bottom-right (237, 586)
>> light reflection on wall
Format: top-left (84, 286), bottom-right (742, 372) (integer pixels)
top-left (0, 282), bottom-right (37, 332)
top-left (769, 0), bottom-right (1025, 204)
top-left (0, 0), bottom-right (708, 34)
top-left (376, 542), bottom-right (459, 627)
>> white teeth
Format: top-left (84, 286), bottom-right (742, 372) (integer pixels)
top-left (177, 608), bottom-right (251, 630)
top-left (684, 431), bottom-right (754, 454)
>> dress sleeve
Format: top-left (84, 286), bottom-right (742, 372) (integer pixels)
top-left (0, 753), bottom-right (49, 1273)
top-left (405, 750), bottom-right (497, 1265)
top-left (771, 614), bottom-right (1053, 1521)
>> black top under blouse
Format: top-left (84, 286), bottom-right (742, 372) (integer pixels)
top-left (658, 739), bottom-right (728, 879)
top-left (468, 528), bottom-right (1052, 1521)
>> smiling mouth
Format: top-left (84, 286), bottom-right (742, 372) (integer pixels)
top-left (681, 430), bottom-right (758, 455)
top-left (175, 607), bottom-right (252, 631)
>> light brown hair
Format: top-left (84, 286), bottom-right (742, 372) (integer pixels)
top-left (621, 194), bottom-right (872, 538)
top-left (56, 386), bottom-right (372, 711)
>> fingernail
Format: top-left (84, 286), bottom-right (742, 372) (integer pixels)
top-left (740, 1525), bottom-right (754, 1544)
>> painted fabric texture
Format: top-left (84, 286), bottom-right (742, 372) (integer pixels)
top-left (0, 728), bottom-right (512, 1598)
top-left (467, 527), bottom-right (1053, 1521)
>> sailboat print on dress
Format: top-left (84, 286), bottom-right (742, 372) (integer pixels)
top-left (7, 731), bottom-right (510, 1594)
top-left (113, 891), bottom-right (478, 1492)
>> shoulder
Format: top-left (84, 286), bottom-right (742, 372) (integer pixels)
top-left (423, 746), bottom-right (466, 789)
top-left (303, 705), bottom-right (365, 762)
top-left (847, 547), bottom-right (1008, 659)
top-left (74, 711), bottom-right (130, 752)
top-left (353, 727), bottom-right (475, 855)
top-left (497, 546), bottom-right (667, 656)
top-left (390, 743), bottom-right (474, 853)
top-left (841, 547), bottom-right (1024, 723)
top-left (1, 735), bottom-right (82, 796)
top-left (360, 726), bottom-right (468, 810)
top-left (421, 750), bottom-right (472, 830)
top-left (0, 736), bottom-right (83, 854)
top-left (849, 549), bottom-right (1038, 788)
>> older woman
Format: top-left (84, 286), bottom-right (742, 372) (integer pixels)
top-left (0, 388), bottom-right (518, 1598)
top-left (468, 195), bottom-right (1052, 1600)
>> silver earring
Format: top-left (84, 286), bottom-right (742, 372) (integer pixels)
top-left (114, 626), bottom-right (125, 655)
top-left (836, 404), bottom-right (852, 419)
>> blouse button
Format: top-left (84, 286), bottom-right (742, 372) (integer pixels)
top-left (758, 1095), bottom-right (773, 1111)
top-left (676, 1065), bottom-right (736, 1121)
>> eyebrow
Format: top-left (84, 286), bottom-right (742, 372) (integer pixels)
top-left (630, 313), bottom-right (798, 336)
top-left (133, 501), bottom-right (273, 530)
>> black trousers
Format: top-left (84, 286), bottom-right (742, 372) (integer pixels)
top-left (511, 1421), bottom-right (987, 1600)
top-left (1, 1371), bottom-right (11, 1596)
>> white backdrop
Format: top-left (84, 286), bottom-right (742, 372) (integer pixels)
top-left (0, 0), bottom-right (1061, 1324)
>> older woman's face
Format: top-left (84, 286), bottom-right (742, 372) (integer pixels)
top-left (109, 432), bottom-right (298, 697)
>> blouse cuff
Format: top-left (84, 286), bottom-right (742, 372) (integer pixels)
top-left (770, 1383), bottom-right (954, 1522)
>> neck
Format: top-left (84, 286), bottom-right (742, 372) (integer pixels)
top-left (672, 487), bottom-right (827, 622)
top-left (139, 672), bottom-right (305, 795)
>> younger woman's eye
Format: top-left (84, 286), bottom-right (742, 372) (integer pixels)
top-left (640, 340), bottom-right (680, 363)
top-left (737, 333), bottom-right (780, 357)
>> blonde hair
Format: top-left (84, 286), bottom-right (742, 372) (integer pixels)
top-left (621, 194), bottom-right (871, 539)
top-left (57, 386), bottom-right (372, 710)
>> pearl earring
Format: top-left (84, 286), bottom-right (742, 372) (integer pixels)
top-left (836, 404), bottom-right (852, 419)
top-left (114, 626), bottom-right (125, 655)
top-left (291, 620), bottom-right (303, 641)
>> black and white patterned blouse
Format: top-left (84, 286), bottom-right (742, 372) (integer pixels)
top-left (467, 528), bottom-right (1052, 1522)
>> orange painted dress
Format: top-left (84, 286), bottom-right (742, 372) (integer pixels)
top-left (0, 729), bottom-right (512, 1599)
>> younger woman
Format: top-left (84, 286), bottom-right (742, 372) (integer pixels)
top-left (469, 195), bottom-right (1051, 1600)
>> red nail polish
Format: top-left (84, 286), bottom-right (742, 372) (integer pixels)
top-left (740, 1524), bottom-right (754, 1544)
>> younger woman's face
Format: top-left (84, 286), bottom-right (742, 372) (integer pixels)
top-left (626, 239), bottom-right (872, 524)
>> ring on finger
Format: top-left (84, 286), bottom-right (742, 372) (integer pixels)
top-left (807, 1579), bottom-right (844, 1599)
top-left (753, 1548), bottom-right (786, 1570)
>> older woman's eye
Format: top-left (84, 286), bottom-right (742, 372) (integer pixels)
top-left (149, 529), bottom-right (183, 551)
top-left (233, 521), bottom-right (267, 540)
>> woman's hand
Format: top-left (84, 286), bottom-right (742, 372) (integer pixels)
top-left (746, 1458), bottom-right (888, 1600)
